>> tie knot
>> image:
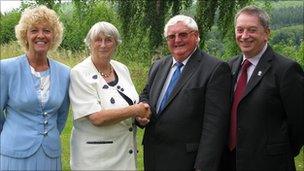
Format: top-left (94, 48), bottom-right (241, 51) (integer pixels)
top-left (242, 59), bottom-right (251, 70)
top-left (175, 62), bottom-right (183, 68)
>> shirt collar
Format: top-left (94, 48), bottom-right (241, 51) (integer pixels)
top-left (242, 43), bottom-right (268, 67)
top-left (171, 47), bottom-right (197, 67)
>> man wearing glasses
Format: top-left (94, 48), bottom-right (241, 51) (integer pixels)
top-left (138, 15), bottom-right (231, 171)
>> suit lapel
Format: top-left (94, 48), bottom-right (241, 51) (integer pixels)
top-left (22, 55), bottom-right (43, 111)
top-left (243, 47), bottom-right (272, 98)
top-left (150, 57), bottom-right (172, 109)
top-left (231, 56), bottom-right (243, 89)
top-left (159, 49), bottom-right (201, 113)
top-left (45, 59), bottom-right (56, 109)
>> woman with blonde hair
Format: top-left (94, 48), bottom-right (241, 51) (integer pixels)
top-left (0, 5), bottom-right (69, 170)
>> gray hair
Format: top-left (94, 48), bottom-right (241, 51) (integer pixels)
top-left (235, 5), bottom-right (270, 29)
top-left (84, 21), bottom-right (122, 48)
top-left (164, 14), bottom-right (198, 37)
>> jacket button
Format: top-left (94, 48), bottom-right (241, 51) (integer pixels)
top-left (43, 131), bottom-right (48, 136)
top-left (129, 127), bottom-right (133, 132)
top-left (44, 120), bottom-right (48, 125)
top-left (43, 112), bottom-right (48, 116)
top-left (129, 149), bottom-right (133, 154)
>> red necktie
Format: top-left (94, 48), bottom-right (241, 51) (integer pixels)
top-left (229, 59), bottom-right (252, 151)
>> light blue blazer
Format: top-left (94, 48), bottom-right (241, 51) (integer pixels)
top-left (0, 54), bottom-right (70, 158)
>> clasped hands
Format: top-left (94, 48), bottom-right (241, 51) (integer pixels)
top-left (132, 102), bottom-right (151, 126)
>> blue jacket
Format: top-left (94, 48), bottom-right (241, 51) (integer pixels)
top-left (0, 54), bottom-right (70, 158)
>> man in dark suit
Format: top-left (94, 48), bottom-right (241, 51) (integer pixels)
top-left (137, 15), bottom-right (231, 171)
top-left (221, 6), bottom-right (304, 171)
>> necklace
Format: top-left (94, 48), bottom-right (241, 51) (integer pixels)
top-left (40, 76), bottom-right (50, 91)
top-left (99, 65), bottom-right (113, 78)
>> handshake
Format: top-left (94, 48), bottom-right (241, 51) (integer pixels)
top-left (131, 102), bottom-right (151, 126)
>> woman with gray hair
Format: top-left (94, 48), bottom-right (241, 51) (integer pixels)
top-left (0, 5), bottom-right (70, 170)
top-left (69, 21), bottom-right (150, 170)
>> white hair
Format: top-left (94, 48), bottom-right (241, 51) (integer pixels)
top-left (84, 21), bottom-right (122, 48)
top-left (164, 14), bottom-right (198, 37)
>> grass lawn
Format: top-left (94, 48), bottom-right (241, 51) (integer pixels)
top-left (61, 112), bottom-right (304, 171)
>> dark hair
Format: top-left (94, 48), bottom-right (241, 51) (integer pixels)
top-left (235, 5), bottom-right (270, 29)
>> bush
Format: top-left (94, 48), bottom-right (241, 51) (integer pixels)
top-left (270, 25), bottom-right (304, 47)
top-left (58, 1), bottom-right (119, 51)
top-left (272, 41), bottom-right (304, 68)
top-left (0, 11), bottom-right (20, 44)
top-left (270, 6), bottom-right (304, 29)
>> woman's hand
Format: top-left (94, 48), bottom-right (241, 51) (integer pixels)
top-left (133, 102), bottom-right (151, 118)
top-left (133, 102), bottom-right (151, 126)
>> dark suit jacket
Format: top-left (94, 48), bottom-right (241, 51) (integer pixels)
top-left (140, 49), bottom-right (232, 171)
top-left (225, 46), bottom-right (304, 171)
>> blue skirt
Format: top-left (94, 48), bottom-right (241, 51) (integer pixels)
top-left (0, 146), bottom-right (61, 171)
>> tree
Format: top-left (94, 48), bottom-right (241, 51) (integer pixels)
top-left (115, 0), bottom-right (251, 50)
top-left (115, 0), bottom-right (192, 50)
top-left (34, 0), bottom-right (58, 9)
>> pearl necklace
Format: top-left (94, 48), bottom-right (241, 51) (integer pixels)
top-left (99, 65), bottom-right (113, 78)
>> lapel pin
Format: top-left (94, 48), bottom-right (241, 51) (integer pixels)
top-left (257, 71), bottom-right (262, 76)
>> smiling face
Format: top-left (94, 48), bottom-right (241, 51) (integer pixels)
top-left (91, 33), bottom-right (116, 60)
top-left (166, 21), bottom-right (199, 61)
top-left (27, 22), bottom-right (53, 55)
top-left (235, 13), bottom-right (270, 58)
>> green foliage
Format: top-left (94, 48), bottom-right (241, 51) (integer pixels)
top-left (58, 1), bottom-right (119, 51)
top-left (253, 1), bottom-right (304, 29)
top-left (115, 0), bottom-right (143, 39)
top-left (142, 0), bottom-right (167, 49)
top-left (272, 41), bottom-right (304, 68)
top-left (270, 6), bottom-right (304, 29)
top-left (204, 1), bottom-right (303, 60)
top-left (270, 25), bottom-right (304, 47)
top-left (35, 0), bottom-right (56, 9)
top-left (0, 11), bottom-right (20, 44)
top-left (0, 0), bottom-right (303, 63)
top-left (115, 30), bottom-right (152, 65)
top-left (195, 0), bottom-right (252, 47)
top-left (114, 0), bottom-right (253, 50)
top-left (115, 0), bottom-right (193, 50)
top-left (196, 0), bottom-right (217, 45)
top-left (255, 0), bottom-right (303, 8)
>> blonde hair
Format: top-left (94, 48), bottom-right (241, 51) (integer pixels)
top-left (15, 5), bottom-right (64, 52)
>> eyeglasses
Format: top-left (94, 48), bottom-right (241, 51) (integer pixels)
top-left (165, 31), bottom-right (195, 41)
